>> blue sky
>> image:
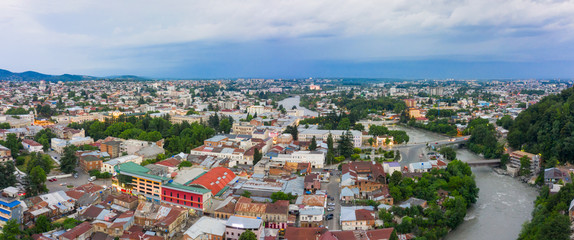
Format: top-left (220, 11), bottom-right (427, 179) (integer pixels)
top-left (1, 0), bottom-right (574, 79)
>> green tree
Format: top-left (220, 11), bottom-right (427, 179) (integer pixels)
top-left (496, 115), bottom-right (514, 130)
top-left (326, 150), bottom-right (335, 165)
top-left (309, 136), bottom-right (317, 151)
top-left (0, 219), bottom-right (21, 240)
top-left (337, 131), bottom-right (354, 158)
top-left (519, 155), bottom-right (531, 176)
top-left (60, 145), bottom-right (78, 174)
top-left (253, 148), bottom-right (262, 165)
top-left (337, 118), bottom-right (351, 130)
top-left (28, 153), bottom-right (53, 174)
top-left (500, 153), bottom-right (510, 169)
top-left (389, 171), bottom-right (402, 186)
top-left (354, 123), bottom-right (365, 131)
top-left (439, 147), bottom-right (457, 161)
top-left (327, 133), bottom-right (334, 152)
top-left (219, 118), bottom-right (232, 134)
top-left (178, 161), bottom-right (193, 169)
top-left (241, 191), bottom-right (252, 198)
top-left (26, 166), bottom-right (48, 196)
top-left (369, 125), bottom-right (389, 136)
top-left (2, 134), bottom-right (22, 158)
top-left (0, 161), bottom-right (17, 189)
top-left (239, 230), bottom-right (257, 240)
top-left (35, 215), bottom-right (53, 233)
top-left (0, 123), bottom-right (10, 129)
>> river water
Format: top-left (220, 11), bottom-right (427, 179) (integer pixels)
top-left (278, 96), bottom-right (319, 117)
top-left (389, 126), bottom-right (538, 240)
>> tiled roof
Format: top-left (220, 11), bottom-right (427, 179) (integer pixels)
top-left (190, 167), bottom-right (236, 195)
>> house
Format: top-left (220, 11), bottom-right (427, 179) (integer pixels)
top-left (183, 216), bottom-right (227, 240)
top-left (225, 215), bottom-right (264, 240)
top-left (304, 174), bottom-right (321, 193)
top-left (134, 202), bottom-right (189, 238)
top-left (79, 155), bottom-right (102, 172)
top-left (0, 144), bottom-right (12, 162)
top-left (400, 197), bottom-right (428, 209)
top-left (408, 162), bottom-right (432, 173)
top-left (22, 139), bottom-right (43, 153)
top-left (544, 168), bottom-right (570, 185)
top-left (509, 151), bottom-right (541, 175)
top-left (59, 222), bottom-right (94, 240)
top-left (92, 211), bottom-right (135, 237)
top-left (283, 227), bottom-right (328, 240)
top-left (383, 162), bottom-right (401, 175)
top-left (298, 207), bottom-right (324, 227)
top-left (340, 207), bottom-right (376, 231)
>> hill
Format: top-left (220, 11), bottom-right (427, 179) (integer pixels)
top-left (0, 69), bottom-right (149, 81)
top-left (508, 86), bottom-right (574, 165)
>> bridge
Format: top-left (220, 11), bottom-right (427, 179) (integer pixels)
top-left (466, 159), bottom-right (501, 167)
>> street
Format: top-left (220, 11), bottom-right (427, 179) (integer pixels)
top-left (46, 166), bottom-right (113, 193)
top-left (324, 173), bottom-right (341, 230)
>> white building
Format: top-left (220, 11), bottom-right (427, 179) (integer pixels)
top-left (101, 155), bottom-right (143, 174)
top-left (270, 151), bottom-right (325, 169)
top-left (22, 139), bottom-right (43, 153)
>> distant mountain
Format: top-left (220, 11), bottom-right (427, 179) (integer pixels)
top-left (0, 69), bottom-right (149, 81)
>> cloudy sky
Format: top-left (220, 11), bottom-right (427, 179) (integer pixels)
top-left (2, 0), bottom-right (574, 79)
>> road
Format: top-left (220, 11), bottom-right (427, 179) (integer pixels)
top-left (324, 172), bottom-right (341, 230)
top-left (46, 166), bottom-right (113, 193)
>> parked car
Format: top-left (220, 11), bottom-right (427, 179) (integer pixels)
top-left (327, 207), bottom-right (334, 212)
top-left (325, 214), bottom-right (334, 220)
top-left (330, 197), bottom-right (334, 201)
top-left (328, 202), bottom-right (335, 206)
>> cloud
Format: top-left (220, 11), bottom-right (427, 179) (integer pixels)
top-left (0, 0), bottom-right (573, 76)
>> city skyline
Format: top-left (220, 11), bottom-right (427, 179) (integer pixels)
top-left (2, 0), bottom-right (574, 78)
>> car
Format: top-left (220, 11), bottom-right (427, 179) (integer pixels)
top-left (48, 179), bottom-right (53, 182)
top-left (328, 202), bottom-right (335, 206)
top-left (450, 138), bottom-right (455, 142)
top-left (330, 197), bottom-right (334, 201)
top-left (325, 214), bottom-right (334, 220)
top-left (435, 142), bottom-right (438, 144)
top-left (53, 178), bottom-right (57, 182)
top-left (327, 207), bottom-right (334, 211)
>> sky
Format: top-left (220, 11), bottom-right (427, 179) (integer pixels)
top-left (1, 0), bottom-right (574, 79)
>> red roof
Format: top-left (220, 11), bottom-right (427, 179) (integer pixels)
top-left (190, 167), bottom-right (236, 195)
top-left (155, 158), bottom-right (181, 168)
top-left (22, 139), bottom-right (42, 147)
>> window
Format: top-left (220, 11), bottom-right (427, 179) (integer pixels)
top-left (170, 192), bottom-right (173, 197)
top-left (177, 193), bottom-right (179, 198)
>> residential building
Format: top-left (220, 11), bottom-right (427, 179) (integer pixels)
top-left (22, 139), bottom-right (43, 153)
top-left (340, 207), bottom-right (376, 231)
top-left (270, 151), bottom-right (325, 169)
top-left (225, 215), bottom-right (264, 240)
top-left (304, 174), bottom-right (321, 192)
top-left (0, 195), bottom-right (23, 228)
top-left (509, 151), bottom-right (541, 175)
top-left (183, 216), bottom-right (226, 240)
top-left (298, 129), bottom-right (362, 148)
top-left (101, 141), bottom-right (122, 158)
top-left (0, 145), bottom-right (12, 163)
top-left (79, 155), bottom-right (102, 172)
top-left (59, 222), bottom-right (94, 240)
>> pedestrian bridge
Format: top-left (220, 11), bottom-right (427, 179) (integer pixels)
top-left (466, 159), bottom-right (501, 167)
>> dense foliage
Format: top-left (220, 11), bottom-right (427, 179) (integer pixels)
top-left (465, 118), bottom-right (503, 158)
top-left (518, 183), bottom-right (574, 240)
top-left (69, 114), bottom-right (215, 156)
top-left (408, 119), bottom-right (458, 137)
top-left (0, 162), bottom-right (17, 189)
top-left (368, 125), bottom-right (410, 144)
top-left (508, 87), bottom-right (574, 164)
top-left (384, 160), bottom-right (479, 239)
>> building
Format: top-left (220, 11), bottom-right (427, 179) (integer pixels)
top-left (79, 155), bottom-right (102, 172)
top-left (225, 215), bottom-right (264, 240)
top-left (22, 139), bottom-right (43, 153)
top-left (189, 167), bottom-right (237, 196)
top-left (299, 207), bottom-right (324, 227)
top-left (0, 196), bottom-right (23, 228)
top-left (404, 99), bottom-right (416, 108)
top-left (115, 162), bottom-right (213, 212)
top-left (0, 145), bottom-right (12, 163)
top-left (101, 155), bottom-right (143, 174)
top-left (340, 207), bottom-right (376, 231)
top-left (270, 151), bottom-right (325, 169)
top-left (383, 162), bottom-right (401, 175)
top-left (183, 216), bottom-right (226, 240)
top-left (509, 151), bottom-right (541, 175)
top-left (59, 222), bottom-right (94, 240)
top-left (101, 141), bottom-right (122, 158)
top-left (304, 174), bottom-right (321, 192)
top-left (409, 162), bottom-right (433, 173)
top-left (232, 122), bottom-right (255, 135)
top-left (233, 197), bottom-right (289, 229)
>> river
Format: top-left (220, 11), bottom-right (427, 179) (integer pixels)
top-left (278, 96), bottom-right (319, 117)
top-left (389, 126), bottom-right (537, 240)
